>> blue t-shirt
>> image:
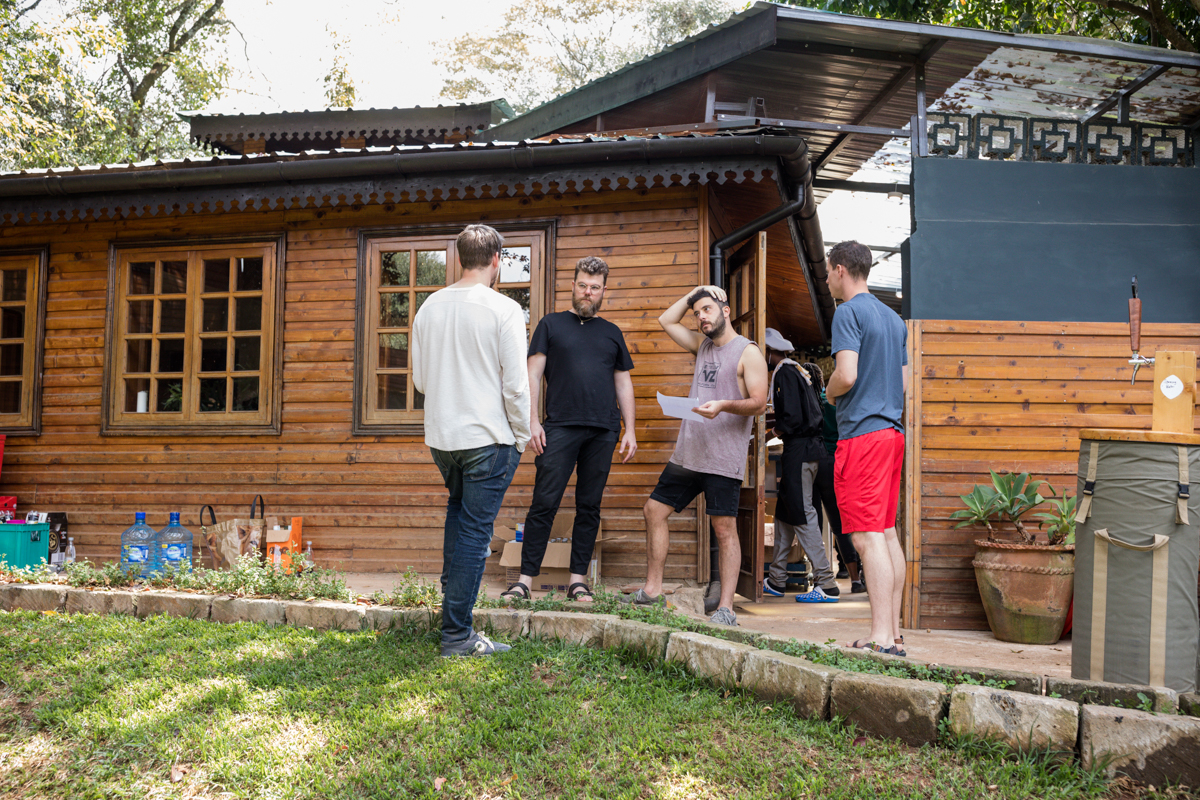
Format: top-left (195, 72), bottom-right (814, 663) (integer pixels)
top-left (830, 292), bottom-right (907, 440)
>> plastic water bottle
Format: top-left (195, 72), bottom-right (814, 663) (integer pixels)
top-left (120, 512), bottom-right (157, 579)
top-left (64, 537), bottom-right (76, 566)
top-left (515, 523), bottom-right (525, 543)
top-left (303, 541), bottom-right (314, 570)
top-left (155, 512), bottom-right (193, 574)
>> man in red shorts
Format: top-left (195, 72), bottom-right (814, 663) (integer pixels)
top-left (824, 241), bottom-right (909, 655)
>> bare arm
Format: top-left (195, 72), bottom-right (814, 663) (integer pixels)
top-left (527, 353), bottom-right (547, 455)
top-left (826, 349), bottom-right (858, 406)
top-left (658, 285), bottom-right (725, 355)
top-left (500, 311), bottom-right (531, 451)
top-left (693, 344), bottom-right (769, 419)
top-left (614, 370), bottom-right (638, 463)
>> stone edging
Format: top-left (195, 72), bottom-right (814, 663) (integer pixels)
top-left (4, 583), bottom-right (1199, 787)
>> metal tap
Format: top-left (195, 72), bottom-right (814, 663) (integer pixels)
top-left (1129, 276), bottom-right (1154, 385)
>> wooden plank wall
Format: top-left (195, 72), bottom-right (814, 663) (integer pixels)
top-left (0, 186), bottom-right (708, 579)
top-left (912, 319), bottom-right (1200, 630)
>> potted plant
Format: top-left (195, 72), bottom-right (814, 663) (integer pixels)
top-left (952, 472), bottom-right (1075, 645)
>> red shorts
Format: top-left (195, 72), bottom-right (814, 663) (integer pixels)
top-left (834, 427), bottom-right (904, 534)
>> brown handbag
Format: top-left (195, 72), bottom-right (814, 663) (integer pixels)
top-left (200, 496), bottom-right (276, 570)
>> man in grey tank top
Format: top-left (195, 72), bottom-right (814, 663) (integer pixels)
top-left (622, 285), bottom-right (769, 626)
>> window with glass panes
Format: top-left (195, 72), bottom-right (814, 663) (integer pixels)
top-left (0, 251), bottom-right (44, 433)
top-left (358, 228), bottom-right (544, 430)
top-left (107, 242), bottom-right (278, 431)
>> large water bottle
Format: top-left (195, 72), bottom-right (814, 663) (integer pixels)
top-left (119, 512), bottom-right (156, 579)
top-left (156, 512), bottom-right (193, 574)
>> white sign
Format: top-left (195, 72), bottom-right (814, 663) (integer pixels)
top-left (656, 392), bottom-right (707, 422)
top-left (1161, 375), bottom-right (1184, 400)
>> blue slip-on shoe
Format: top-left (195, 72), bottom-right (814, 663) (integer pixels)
top-left (762, 578), bottom-right (785, 597)
top-left (795, 585), bottom-right (839, 604)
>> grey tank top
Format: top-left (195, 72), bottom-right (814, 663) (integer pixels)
top-left (671, 335), bottom-right (755, 481)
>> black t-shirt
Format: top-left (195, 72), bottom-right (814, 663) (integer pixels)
top-left (529, 310), bottom-right (634, 431)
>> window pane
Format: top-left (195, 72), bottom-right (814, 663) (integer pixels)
top-left (236, 257), bottom-right (263, 291)
top-left (124, 378), bottom-right (151, 413)
top-left (160, 299), bottom-right (186, 333)
top-left (379, 293), bottom-right (409, 328)
top-left (1, 307), bottom-right (23, 339)
top-left (126, 340), bottom-right (151, 373)
top-left (201, 338), bottom-right (227, 372)
top-left (156, 378), bottom-right (183, 413)
top-left (161, 260), bottom-right (187, 294)
top-left (234, 337), bottom-right (259, 371)
top-left (414, 389), bottom-right (425, 410)
top-left (0, 343), bottom-right (22, 376)
top-left (235, 297), bottom-right (261, 331)
top-left (199, 378), bottom-right (226, 412)
top-left (499, 246), bottom-right (531, 283)
top-left (204, 259), bottom-right (230, 293)
top-left (158, 339), bottom-right (184, 373)
top-left (415, 250), bottom-right (447, 286)
top-left (0, 381), bottom-right (18, 413)
top-left (232, 376), bottom-right (259, 411)
top-left (377, 373), bottom-right (407, 410)
top-left (128, 263), bottom-right (154, 296)
top-left (414, 291), bottom-right (434, 316)
top-left (380, 252), bottom-right (410, 287)
top-left (203, 298), bottom-right (228, 332)
top-left (378, 333), bottom-right (408, 369)
top-left (500, 287), bottom-right (531, 324)
top-left (128, 300), bottom-right (153, 333)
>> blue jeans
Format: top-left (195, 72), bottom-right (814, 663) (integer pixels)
top-left (432, 443), bottom-right (520, 645)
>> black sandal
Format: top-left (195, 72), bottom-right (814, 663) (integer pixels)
top-left (500, 582), bottom-right (530, 602)
top-left (567, 582), bottom-right (594, 601)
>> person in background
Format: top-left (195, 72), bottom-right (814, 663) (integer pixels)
top-left (624, 285), bottom-right (768, 627)
top-left (501, 256), bottom-right (637, 604)
top-left (762, 328), bottom-right (839, 603)
top-left (412, 223), bottom-right (530, 658)
top-left (809, 361), bottom-right (865, 594)
top-left (825, 240), bottom-right (909, 656)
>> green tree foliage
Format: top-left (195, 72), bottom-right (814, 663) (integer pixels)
top-left (435, 0), bottom-right (739, 115)
top-left (1, 0), bottom-right (235, 170)
top-left (781, 0), bottom-right (1199, 52)
top-left (322, 27), bottom-right (357, 109)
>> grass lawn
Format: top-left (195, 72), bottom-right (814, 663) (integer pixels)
top-left (0, 609), bottom-right (1165, 799)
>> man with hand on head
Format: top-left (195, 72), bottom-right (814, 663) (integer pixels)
top-left (824, 240), bottom-right (909, 656)
top-left (762, 328), bottom-right (839, 603)
top-left (412, 223), bottom-right (530, 658)
top-left (501, 256), bottom-right (636, 604)
top-left (624, 285), bottom-right (768, 627)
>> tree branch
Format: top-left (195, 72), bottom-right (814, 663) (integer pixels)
top-left (16, 0), bottom-right (46, 19)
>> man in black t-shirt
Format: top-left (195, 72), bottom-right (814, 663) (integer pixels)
top-left (501, 256), bottom-right (636, 603)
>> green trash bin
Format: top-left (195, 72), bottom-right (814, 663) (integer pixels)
top-left (0, 522), bottom-right (50, 569)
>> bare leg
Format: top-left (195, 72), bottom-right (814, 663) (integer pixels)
top-left (885, 527), bottom-right (906, 641)
top-left (848, 561), bottom-right (861, 583)
top-left (711, 515), bottom-right (740, 610)
top-left (851, 529), bottom-right (895, 646)
top-left (642, 498), bottom-right (672, 597)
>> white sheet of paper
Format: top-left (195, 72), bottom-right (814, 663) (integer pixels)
top-left (657, 391), bottom-right (706, 422)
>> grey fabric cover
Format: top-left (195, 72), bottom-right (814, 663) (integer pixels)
top-left (1073, 439), bottom-right (1200, 692)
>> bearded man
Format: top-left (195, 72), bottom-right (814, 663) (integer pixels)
top-left (622, 285), bottom-right (768, 626)
top-left (501, 256), bottom-right (637, 603)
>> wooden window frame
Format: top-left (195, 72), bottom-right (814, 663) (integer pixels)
top-left (0, 246), bottom-right (49, 436)
top-left (101, 235), bottom-right (285, 436)
top-left (353, 220), bottom-right (555, 436)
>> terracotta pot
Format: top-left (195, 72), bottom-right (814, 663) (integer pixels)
top-left (973, 539), bottom-right (1075, 645)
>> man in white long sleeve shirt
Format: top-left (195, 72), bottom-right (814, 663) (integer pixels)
top-left (412, 223), bottom-right (531, 657)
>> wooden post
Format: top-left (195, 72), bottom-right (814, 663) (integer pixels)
top-left (1151, 351), bottom-right (1197, 434)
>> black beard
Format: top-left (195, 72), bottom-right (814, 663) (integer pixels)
top-left (703, 315), bottom-right (727, 340)
top-left (572, 294), bottom-right (602, 318)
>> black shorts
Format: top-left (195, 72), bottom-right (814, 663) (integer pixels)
top-left (649, 462), bottom-right (741, 518)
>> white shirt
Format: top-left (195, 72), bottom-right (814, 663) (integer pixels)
top-left (411, 283), bottom-right (531, 453)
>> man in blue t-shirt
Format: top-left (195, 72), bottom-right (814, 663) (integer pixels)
top-left (824, 241), bottom-right (909, 656)
top-left (501, 256), bottom-right (637, 604)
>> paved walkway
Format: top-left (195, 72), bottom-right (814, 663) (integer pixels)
top-left (343, 572), bottom-right (1073, 679)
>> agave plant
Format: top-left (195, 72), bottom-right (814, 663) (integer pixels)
top-left (1034, 486), bottom-right (1077, 547)
top-left (950, 485), bottom-right (1001, 536)
top-left (989, 471), bottom-right (1047, 543)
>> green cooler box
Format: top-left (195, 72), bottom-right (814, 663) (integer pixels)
top-left (0, 522), bottom-right (50, 569)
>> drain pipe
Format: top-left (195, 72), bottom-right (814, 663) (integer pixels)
top-left (709, 186), bottom-right (805, 286)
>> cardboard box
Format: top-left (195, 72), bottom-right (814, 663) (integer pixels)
top-left (496, 512), bottom-right (605, 592)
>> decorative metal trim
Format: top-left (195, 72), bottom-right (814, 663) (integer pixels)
top-left (974, 114), bottom-right (1027, 161)
top-left (926, 113), bottom-right (971, 158)
top-left (1083, 121), bottom-right (1138, 165)
top-left (0, 158), bottom-right (778, 226)
top-left (1139, 124), bottom-right (1190, 167)
top-left (1028, 118), bottom-right (1081, 163)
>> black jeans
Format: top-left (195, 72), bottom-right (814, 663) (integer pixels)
top-left (813, 449), bottom-right (860, 568)
top-left (521, 425), bottom-right (619, 577)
